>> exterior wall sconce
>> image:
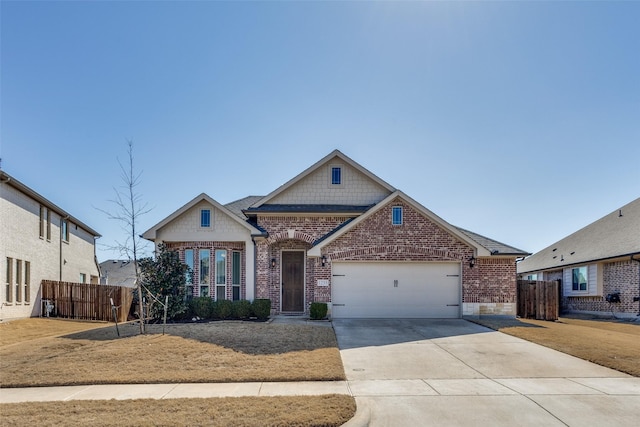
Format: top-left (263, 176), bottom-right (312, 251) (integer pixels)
top-left (321, 255), bottom-right (327, 267)
top-left (271, 258), bottom-right (276, 268)
top-left (469, 256), bottom-right (476, 268)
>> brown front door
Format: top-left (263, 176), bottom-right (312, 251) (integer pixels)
top-left (282, 251), bottom-right (304, 312)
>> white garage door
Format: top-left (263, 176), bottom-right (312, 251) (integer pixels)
top-left (331, 262), bottom-right (461, 318)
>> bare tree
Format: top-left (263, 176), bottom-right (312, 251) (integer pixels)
top-left (98, 140), bottom-right (152, 333)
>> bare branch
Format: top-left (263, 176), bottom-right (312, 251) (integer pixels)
top-left (96, 140), bottom-right (153, 334)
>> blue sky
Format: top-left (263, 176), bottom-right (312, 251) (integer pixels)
top-left (2, 1), bottom-right (639, 262)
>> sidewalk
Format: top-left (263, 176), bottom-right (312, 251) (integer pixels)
top-left (0, 381), bottom-right (351, 403)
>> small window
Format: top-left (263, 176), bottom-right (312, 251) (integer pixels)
top-left (61, 219), bottom-right (69, 242)
top-left (232, 252), bottom-right (241, 285)
top-left (184, 249), bottom-right (194, 299)
top-left (16, 260), bottom-right (22, 302)
top-left (392, 206), bottom-right (403, 225)
top-left (331, 167), bottom-right (341, 185)
top-left (199, 249), bottom-right (210, 298)
top-left (200, 209), bottom-right (211, 228)
top-left (200, 249), bottom-right (210, 285)
top-left (24, 261), bottom-right (30, 303)
top-left (39, 206), bottom-right (45, 238)
top-left (216, 250), bottom-right (226, 300)
top-left (38, 207), bottom-right (51, 240)
top-left (80, 273), bottom-right (86, 284)
top-left (232, 251), bottom-right (241, 301)
top-left (184, 249), bottom-right (194, 284)
top-left (572, 267), bottom-right (587, 291)
top-left (5, 257), bottom-right (13, 303)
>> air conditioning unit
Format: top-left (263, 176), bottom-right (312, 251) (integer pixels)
top-left (42, 299), bottom-right (55, 317)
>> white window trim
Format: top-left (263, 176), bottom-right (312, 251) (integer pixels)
top-left (184, 249), bottom-right (194, 285)
top-left (328, 164), bottom-right (345, 188)
top-left (232, 251), bottom-right (241, 301)
top-left (24, 261), bottom-right (30, 304)
top-left (199, 249), bottom-right (210, 297)
top-left (6, 257), bottom-right (13, 303)
top-left (61, 218), bottom-right (69, 242)
top-left (215, 249), bottom-right (227, 300)
top-left (200, 209), bottom-right (212, 228)
top-left (563, 264), bottom-right (601, 296)
top-left (392, 206), bottom-right (403, 225)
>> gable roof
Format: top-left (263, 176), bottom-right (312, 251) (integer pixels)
top-left (225, 195), bottom-right (263, 219)
top-left (518, 197), bottom-right (640, 273)
top-left (308, 190), bottom-right (493, 257)
top-left (142, 193), bottom-right (264, 240)
top-left (249, 149), bottom-right (396, 208)
top-left (456, 228), bottom-right (530, 256)
top-left (1, 170), bottom-right (101, 237)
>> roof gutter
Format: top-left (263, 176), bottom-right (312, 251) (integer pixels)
top-left (2, 171), bottom-right (101, 237)
top-left (519, 251), bottom-right (640, 274)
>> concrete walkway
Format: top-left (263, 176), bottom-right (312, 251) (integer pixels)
top-left (334, 319), bottom-right (640, 427)
top-left (0, 381), bottom-right (351, 403)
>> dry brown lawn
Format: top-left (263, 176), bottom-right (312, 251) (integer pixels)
top-left (0, 318), bottom-right (354, 427)
top-left (0, 318), bottom-right (345, 387)
top-left (470, 316), bottom-right (640, 376)
top-left (0, 395), bottom-right (357, 427)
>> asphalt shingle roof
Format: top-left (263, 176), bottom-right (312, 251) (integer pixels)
top-left (456, 228), bottom-right (530, 256)
top-left (517, 197), bottom-right (640, 273)
top-left (224, 195), bottom-right (264, 219)
top-left (224, 195), bottom-right (530, 258)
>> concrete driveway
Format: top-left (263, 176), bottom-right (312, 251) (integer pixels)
top-left (334, 319), bottom-right (639, 427)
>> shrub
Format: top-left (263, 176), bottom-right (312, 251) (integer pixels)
top-left (189, 297), bottom-right (213, 319)
top-left (138, 244), bottom-right (189, 320)
top-left (232, 300), bottom-right (252, 319)
top-left (310, 302), bottom-right (328, 320)
top-left (215, 299), bottom-right (234, 320)
top-left (173, 304), bottom-right (194, 321)
top-left (251, 299), bottom-right (271, 320)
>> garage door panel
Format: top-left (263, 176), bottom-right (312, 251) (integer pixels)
top-left (332, 262), bottom-right (460, 319)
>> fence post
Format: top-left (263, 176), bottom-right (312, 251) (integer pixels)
top-left (111, 297), bottom-right (120, 337)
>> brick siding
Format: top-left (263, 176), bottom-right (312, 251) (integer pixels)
top-left (255, 198), bottom-right (517, 314)
top-left (563, 259), bottom-right (640, 315)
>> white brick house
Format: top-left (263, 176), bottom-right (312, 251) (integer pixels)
top-left (1, 171), bottom-right (101, 321)
top-left (143, 150), bottom-right (529, 318)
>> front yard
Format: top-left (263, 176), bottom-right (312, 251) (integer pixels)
top-left (0, 318), bottom-right (345, 387)
top-left (0, 318), bottom-right (355, 427)
top-left (470, 315), bottom-right (640, 376)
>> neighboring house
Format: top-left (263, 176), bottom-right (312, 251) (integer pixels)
top-left (518, 198), bottom-right (640, 318)
top-left (142, 150), bottom-right (528, 318)
top-left (99, 260), bottom-right (137, 288)
top-left (1, 171), bottom-right (101, 321)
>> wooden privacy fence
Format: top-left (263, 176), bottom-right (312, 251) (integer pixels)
top-left (41, 280), bottom-right (133, 323)
top-left (517, 279), bottom-right (559, 321)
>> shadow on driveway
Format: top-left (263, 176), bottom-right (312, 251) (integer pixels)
top-left (332, 318), bottom-right (504, 350)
